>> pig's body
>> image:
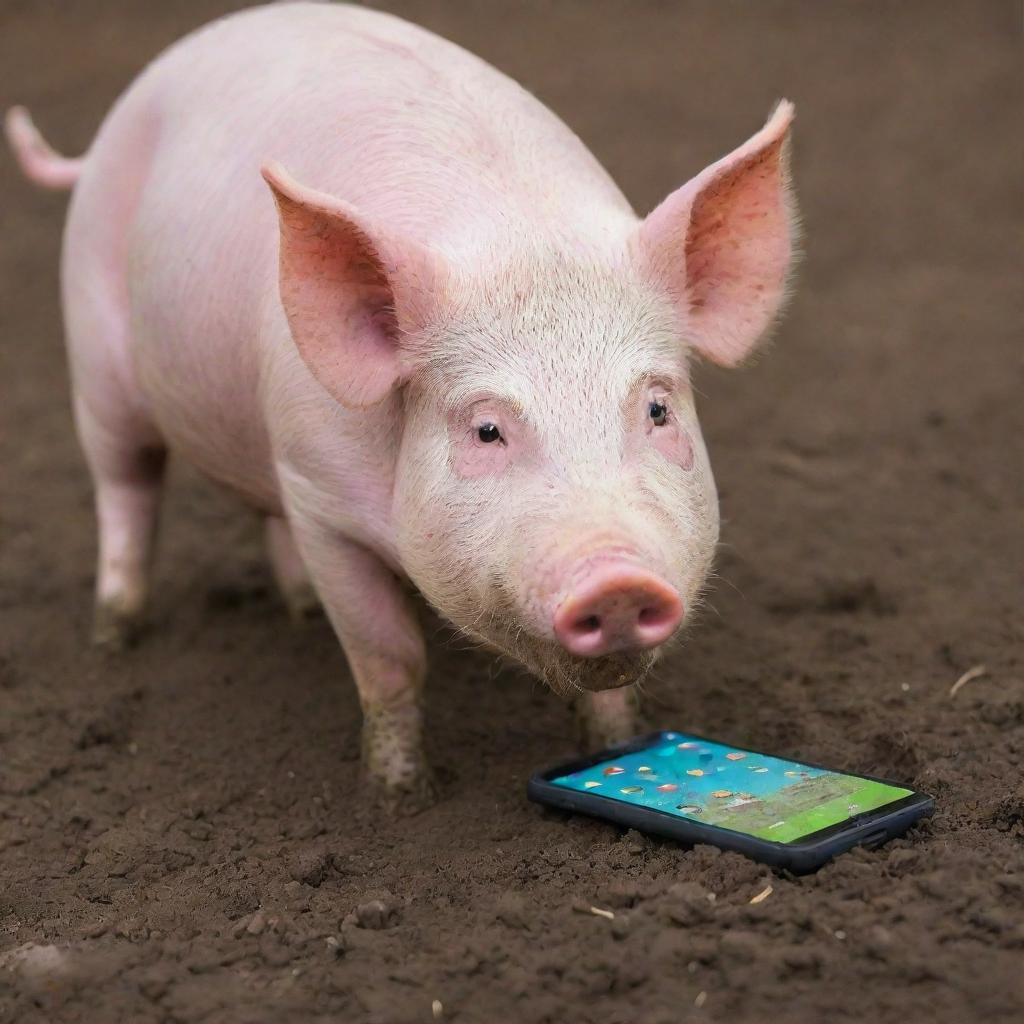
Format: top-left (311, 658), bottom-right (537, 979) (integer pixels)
top-left (69, 2), bottom-right (632, 546)
top-left (9, 3), bottom-right (797, 807)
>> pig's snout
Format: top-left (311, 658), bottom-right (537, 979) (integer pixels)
top-left (553, 562), bottom-right (683, 659)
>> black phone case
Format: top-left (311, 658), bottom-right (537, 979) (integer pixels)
top-left (527, 731), bottom-right (934, 874)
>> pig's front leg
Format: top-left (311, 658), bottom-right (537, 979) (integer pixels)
top-left (575, 687), bottom-right (639, 752)
top-left (287, 520), bottom-right (434, 811)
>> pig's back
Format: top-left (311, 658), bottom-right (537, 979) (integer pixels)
top-left (68, 2), bottom-right (633, 510)
top-left (138, 2), bottom-right (631, 229)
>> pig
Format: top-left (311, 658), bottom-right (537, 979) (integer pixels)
top-left (6, 3), bottom-right (797, 809)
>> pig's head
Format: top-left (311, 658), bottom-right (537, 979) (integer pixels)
top-left (263, 102), bottom-right (797, 698)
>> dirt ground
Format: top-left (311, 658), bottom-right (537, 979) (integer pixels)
top-left (1, 2), bottom-right (1021, 1022)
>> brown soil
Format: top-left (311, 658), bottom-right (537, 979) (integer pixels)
top-left (1, 2), bottom-right (1021, 1022)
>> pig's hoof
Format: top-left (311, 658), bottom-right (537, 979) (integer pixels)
top-left (91, 602), bottom-right (144, 651)
top-left (283, 583), bottom-right (324, 624)
top-left (360, 702), bottom-right (435, 813)
top-left (364, 768), bottom-right (439, 816)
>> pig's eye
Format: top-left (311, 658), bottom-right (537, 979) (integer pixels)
top-left (649, 401), bottom-right (668, 426)
top-left (477, 423), bottom-right (502, 444)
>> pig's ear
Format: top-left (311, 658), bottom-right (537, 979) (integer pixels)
top-left (636, 101), bottom-right (798, 367)
top-left (262, 161), bottom-right (442, 407)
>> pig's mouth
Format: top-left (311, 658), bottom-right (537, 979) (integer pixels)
top-left (467, 613), bottom-right (662, 699)
top-left (543, 646), bottom-right (660, 697)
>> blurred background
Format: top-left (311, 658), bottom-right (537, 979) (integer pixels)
top-left (0, 4), bottom-right (1020, 1023)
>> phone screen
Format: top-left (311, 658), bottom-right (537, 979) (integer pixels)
top-left (551, 732), bottom-right (913, 844)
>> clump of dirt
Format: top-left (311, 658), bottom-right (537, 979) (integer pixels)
top-left (1, 2), bottom-right (1020, 1023)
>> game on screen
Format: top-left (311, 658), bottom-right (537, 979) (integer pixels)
top-left (553, 733), bottom-right (912, 844)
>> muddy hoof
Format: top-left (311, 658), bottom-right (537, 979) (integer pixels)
top-left (91, 603), bottom-right (144, 651)
top-left (363, 769), bottom-right (439, 817)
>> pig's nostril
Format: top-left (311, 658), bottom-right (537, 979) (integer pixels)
top-left (637, 604), bottom-right (676, 629)
top-left (577, 615), bottom-right (601, 634)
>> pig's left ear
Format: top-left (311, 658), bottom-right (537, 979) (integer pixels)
top-left (635, 100), bottom-right (798, 367)
top-left (262, 161), bottom-right (444, 407)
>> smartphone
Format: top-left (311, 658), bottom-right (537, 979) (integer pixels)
top-left (528, 731), bottom-right (933, 873)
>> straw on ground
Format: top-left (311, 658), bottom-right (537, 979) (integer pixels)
top-left (949, 664), bottom-right (987, 698)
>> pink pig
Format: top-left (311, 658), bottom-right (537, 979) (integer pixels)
top-left (6, 3), bottom-right (797, 807)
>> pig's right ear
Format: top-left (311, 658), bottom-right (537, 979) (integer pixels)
top-left (262, 162), bottom-right (442, 407)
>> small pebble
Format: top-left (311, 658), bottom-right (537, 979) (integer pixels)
top-left (354, 897), bottom-right (399, 930)
top-left (432, 999), bottom-right (444, 1019)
